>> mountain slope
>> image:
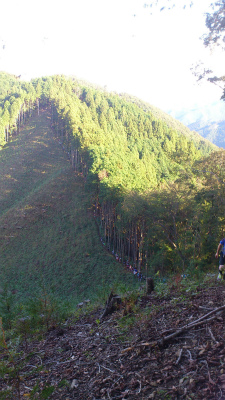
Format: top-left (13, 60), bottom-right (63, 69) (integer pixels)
top-left (0, 73), bottom-right (222, 287)
top-left (68, 76), bottom-right (218, 154)
top-left (29, 75), bottom-right (222, 276)
top-left (0, 107), bottom-right (136, 305)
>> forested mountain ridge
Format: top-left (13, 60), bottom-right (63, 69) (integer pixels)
top-left (44, 75), bottom-right (217, 189)
top-left (0, 71), bottom-right (216, 157)
top-left (67, 75), bottom-right (218, 154)
top-left (68, 75), bottom-right (218, 153)
top-left (119, 92), bottom-right (218, 154)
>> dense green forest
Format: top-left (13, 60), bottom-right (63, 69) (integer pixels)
top-left (0, 72), bottom-right (40, 146)
top-left (0, 72), bottom-right (223, 283)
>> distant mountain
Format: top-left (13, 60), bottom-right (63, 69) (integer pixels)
top-left (168, 100), bottom-right (225, 149)
top-left (187, 120), bottom-right (225, 149)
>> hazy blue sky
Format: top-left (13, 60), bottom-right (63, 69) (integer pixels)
top-left (1, 0), bottom-right (224, 114)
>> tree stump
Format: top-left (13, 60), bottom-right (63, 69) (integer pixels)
top-left (146, 277), bottom-right (154, 294)
top-left (100, 291), bottom-right (122, 320)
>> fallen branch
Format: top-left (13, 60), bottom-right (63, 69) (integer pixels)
top-left (121, 305), bottom-right (225, 353)
top-left (159, 305), bottom-right (225, 345)
top-left (158, 314), bottom-right (218, 346)
top-left (184, 305), bottom-right (225, 326)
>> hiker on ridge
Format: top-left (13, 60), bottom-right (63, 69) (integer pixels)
top-left (215, 238), bottom-right (225, 279)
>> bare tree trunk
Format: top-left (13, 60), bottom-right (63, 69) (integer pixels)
top-left (138, 224), bottom-right (144, 273)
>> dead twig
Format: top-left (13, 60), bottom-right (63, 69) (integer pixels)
top-left (208, 326), bottom-right (218, 344)
top-left (186, 349), bottom-right (193, 361)
top-left (98, 363), bottom-right (115, 373)
top-left (176, 348), bottom-right (183, 364)
top-left (199, 306), bottom-right (214, 311)
top-left (97, 363), bottom-right (123, 378)
top-left (110, 376), bottom-right (123, 389)
top-left (137, 380), bottom-right (142, 394)
top-left (161, 328), bottom-right (176, 335)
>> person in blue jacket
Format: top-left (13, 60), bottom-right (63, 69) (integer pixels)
top-left (215, 238), bottom-right (225, 279)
